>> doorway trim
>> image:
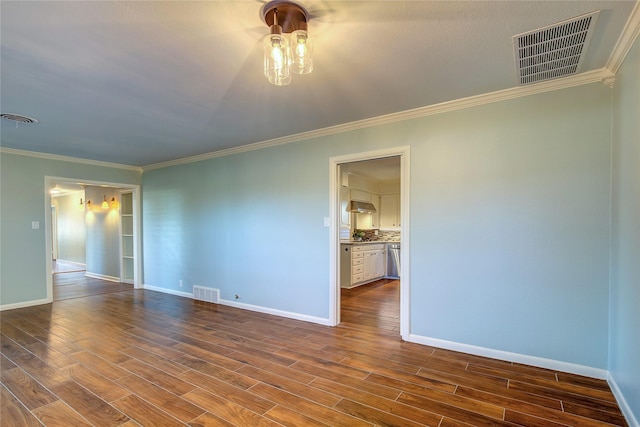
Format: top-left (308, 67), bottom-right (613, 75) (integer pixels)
top-left (44, 176), bottom-right (142, 302)
top-left (329, 146), bottom-right (411, 340)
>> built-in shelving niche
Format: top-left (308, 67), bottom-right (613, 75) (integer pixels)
top-left (120, 191), bottom-right (134, 284)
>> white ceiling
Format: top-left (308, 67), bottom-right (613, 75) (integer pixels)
top-left (1, 1), bottom-right (637, 168)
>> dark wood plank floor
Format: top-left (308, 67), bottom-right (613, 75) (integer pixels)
top-left (341, 279), bottom-right (400, 336)
top-left (1, 279), bottom-right (628, 426)
top-left (53, 271), bottom-right (132, 301)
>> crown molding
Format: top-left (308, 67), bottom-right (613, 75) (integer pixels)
top-left (606, 0), bottom-right (640, 74)
top-left (0, 147), bottom-right (142, 172)
top-left (143, 68), bottom-right (611, 171)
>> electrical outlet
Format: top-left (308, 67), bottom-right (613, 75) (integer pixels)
top-left (179, 280), bottom-right (183, 287)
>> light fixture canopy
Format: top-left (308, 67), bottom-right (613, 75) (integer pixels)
top-left (261, 1), bottom-right (313, 85)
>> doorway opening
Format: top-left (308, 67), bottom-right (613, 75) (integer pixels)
top-left (329, 147), bottom-right (410, 340)
top-left (44, 176), bottom-right (142, 302)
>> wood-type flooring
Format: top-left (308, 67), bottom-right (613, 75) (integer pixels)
top-left (52, 260), bottom-right (86, 274)
top-left (1, 279), bottom-right (628, 426)
top-left (53, 271), bottom-right (132, 301)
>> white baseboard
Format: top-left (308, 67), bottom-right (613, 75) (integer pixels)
top-left (0, 297), bottom-right (52, 312)
top-left (140, 284), bottom-right (332, 326)
top-left (408, 334), bottom-right (608, 379)
top-left (218, 299), bottom-right (333, 326)
top-left (85, 272), bottom-right (121, 283)
top-left (142, 284), bottom-right (192, 299)
top-left (607, 372), bottom-right (640, 427)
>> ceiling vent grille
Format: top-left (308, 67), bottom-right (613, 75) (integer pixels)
top-left (1, 113), bottom-right (39, 124)
top-left (513, 11), bottom-right (599, 85)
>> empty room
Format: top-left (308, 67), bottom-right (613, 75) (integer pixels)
top-left (1, 1), bottom-right (639, 426)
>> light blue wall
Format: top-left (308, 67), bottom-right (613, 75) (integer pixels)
top-left (412, 87), bottom-right (611, 368)
top-left (143, 82), bottom-right (612, 369)
top-left (84, 186), bottom-right (121, 278)
top-left (143, 142), bottom-right (338, 317)
top-left (610, 35), bottom-right (640, 422)
top-left (0, 152), bottom-right (141, 306)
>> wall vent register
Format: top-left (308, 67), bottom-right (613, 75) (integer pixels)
top-left (193, 286), bottom-right (220, 304)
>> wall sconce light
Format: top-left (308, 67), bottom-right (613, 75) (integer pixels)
top-left (261, 1), bottom-right (313, 86)
top-left (86, 200), bottom-right (92, 210)
top-left (110, 197), bottom-right (118, 209)
top-left (101, 195), bottom-right (109, 209)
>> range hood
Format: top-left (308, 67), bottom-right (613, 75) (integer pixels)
top-left (348, 201), bottom-right (377, 213)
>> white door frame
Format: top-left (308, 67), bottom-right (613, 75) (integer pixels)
top-left (44, 176), bottom-right (142, 302)
top-left (51, 205), bottom-right (58, 261)
top-left (329, 146), bottom-right (411, 340)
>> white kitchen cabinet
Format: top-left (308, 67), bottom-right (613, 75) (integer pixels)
top-left (363, 247), bottom-right (385, 281)
top-left (351, 246), bottom-right (365, 283)
top-left (340, 243), bottom-right (386, 288)
top-left (380, 193), bottom-right (400, 229)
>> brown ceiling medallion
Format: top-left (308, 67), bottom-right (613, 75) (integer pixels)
top-left (260, 1), bottom-right (313, 86)
top-left (261, 0), bottom-right (309, 33)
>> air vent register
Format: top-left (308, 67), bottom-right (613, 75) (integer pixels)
top-left (513, 11), bottom-right (599, 85)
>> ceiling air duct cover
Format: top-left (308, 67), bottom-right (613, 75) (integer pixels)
top-left (1, 113), bottom-right (39, 124)
top-left (513, 10), bottom-right (599, 85)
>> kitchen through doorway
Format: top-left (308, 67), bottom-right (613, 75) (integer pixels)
top-left (330, 147), bottom-right (410, 339)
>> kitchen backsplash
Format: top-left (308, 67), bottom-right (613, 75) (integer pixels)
top-left (378, 230), bottom-right (401, 241)
top-left (377, 230), bottom-right (401, 241)
top-left (355, 229), bottom-right (400, 242)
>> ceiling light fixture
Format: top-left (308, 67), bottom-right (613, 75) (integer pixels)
top-left (261, 1), bottom-right (313, 86)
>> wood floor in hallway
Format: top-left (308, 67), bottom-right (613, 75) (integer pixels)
top-left (1, 279), bottom-right (628, 426)
top-left (53, 271), bottom-right (132, 301)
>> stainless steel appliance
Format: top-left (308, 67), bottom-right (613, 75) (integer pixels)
top-left (387, 244), bottom-right (400, 279)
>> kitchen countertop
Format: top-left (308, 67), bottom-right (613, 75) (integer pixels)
top-left (340, 240), bottom-right (400, 245)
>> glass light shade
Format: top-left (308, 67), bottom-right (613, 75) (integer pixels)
top-left (263, 33), bottom-right (291, 86)
top-left (291, 30), bottom-right (313, 74)
top-left (101, 196), bottom-right (109, 209)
